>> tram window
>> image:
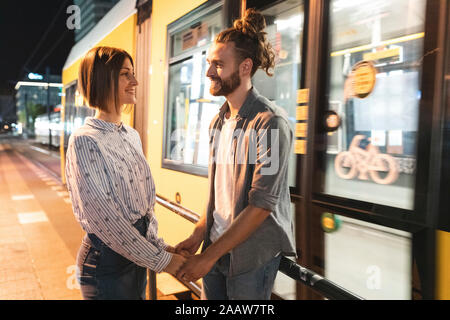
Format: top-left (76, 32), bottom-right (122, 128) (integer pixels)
top-left (322, 0), bottom-right (427, 210)
top-left (63, 81), bottom-right (94, 150)
top-left (163, 2), bottom-right (225, 174)
top-left (169, 7), bottom-right (223, 58)
top-left (252, 1), bottom-right (304, 189)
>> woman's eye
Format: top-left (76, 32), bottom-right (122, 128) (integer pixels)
top-left (121, 73), bottom-right (134, 79)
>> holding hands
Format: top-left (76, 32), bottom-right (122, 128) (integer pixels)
top-left (162, 251), bottom-right (187, 276)
top-left (164, 226), bottom-right (215, 283)
top-left (175, 252), bottom-right (215, 283)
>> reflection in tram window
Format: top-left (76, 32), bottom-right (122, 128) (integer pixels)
top-left (34, 112), bottom-right (62, 148)
top-left (163, 4), bottom-right (225, 173)
top-left (62, 81), bottom-right (95, 150)
top-left (324, 0), bottom-right (426, 209)
top-left (253, 1), bottom-right (304, 188)
top-left (325, 214), bottom-right (412, 299)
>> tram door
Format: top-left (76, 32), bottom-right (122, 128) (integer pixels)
top-left (247, 0), bottom-right (306, 300)
top-left (246, 0), bottom-right (444, 299)
top-left (302, 0), bottom-right (444, 300)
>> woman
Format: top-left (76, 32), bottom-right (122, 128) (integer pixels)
top-left (65, 46), bottom-right (185, 300)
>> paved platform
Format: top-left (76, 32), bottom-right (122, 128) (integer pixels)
top-left (0, 136), bottom-right (194, 300)
top-left (0, 141), bottom-right (82, 299)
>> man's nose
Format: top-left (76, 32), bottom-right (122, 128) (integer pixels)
top-left (206, 64), bottom-right (216, 78)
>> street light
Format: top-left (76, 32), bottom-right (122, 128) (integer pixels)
top-left (27, 73), bottom-right (44, 80)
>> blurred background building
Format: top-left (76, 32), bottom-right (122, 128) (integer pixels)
top-left (14, 74), bottom-right (63, 136)
top-left (73, 0), bottom-right (120, 42)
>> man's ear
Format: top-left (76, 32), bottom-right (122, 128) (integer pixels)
top-left (240, 58), bottom-right (253, 77)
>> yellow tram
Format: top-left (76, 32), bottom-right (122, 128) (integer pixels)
top-left (61, 0), bottom-right (450, 299)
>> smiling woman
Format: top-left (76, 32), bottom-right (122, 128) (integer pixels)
top-left (64, 46), bottom-right (187, 300)
top-left (78, 46), bottom-right (135, 116)
top-left (119, 58), bottom-right (138, 107)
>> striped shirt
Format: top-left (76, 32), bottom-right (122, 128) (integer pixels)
top-left (65, 117), bottom-right (172, 273)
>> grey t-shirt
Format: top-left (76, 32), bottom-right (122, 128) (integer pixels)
top-left (210, 116), bottom-right (237, 242)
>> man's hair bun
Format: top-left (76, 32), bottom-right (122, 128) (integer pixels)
top-left (215, 8), bottom-right (275, 77)
top-left (233, 8), bottom-right (266, 38)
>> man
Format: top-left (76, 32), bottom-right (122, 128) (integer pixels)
top-left (175, 8), bottom-right (295, 300)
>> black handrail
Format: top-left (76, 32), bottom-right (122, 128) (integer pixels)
top-left (154, 194), bottom-right (364, 300)
top-left (278, 256), bottom-right (364, 300)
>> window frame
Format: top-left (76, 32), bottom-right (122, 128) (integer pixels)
top-left (309, 0), bottom-right (446, 227)
top-left (161, 0), bottom-right (224, 177)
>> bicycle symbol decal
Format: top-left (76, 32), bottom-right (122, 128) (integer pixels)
top-left (334, 135), bottom-right (399, 185)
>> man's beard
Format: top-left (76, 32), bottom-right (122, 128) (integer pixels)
top-left (209, 68), bottom-right (241, 96)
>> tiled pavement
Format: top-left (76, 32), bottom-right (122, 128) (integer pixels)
top-left (0, 138), bottom-right (194, 300)
top-left (0, 142), bottom-right (82, 299)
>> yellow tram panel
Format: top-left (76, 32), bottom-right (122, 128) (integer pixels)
top-left (147, 0), bottom-right (209, 248)
top-left (437, 230), bottom-right (450, 299)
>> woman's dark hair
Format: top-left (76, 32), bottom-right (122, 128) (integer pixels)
top-left (215, 8), bottom-right (275, 77)
top-left (78, 46), bottom-right (133, 113)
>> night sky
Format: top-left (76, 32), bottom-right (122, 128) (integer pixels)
top-left (0, 0), bottom-right (74, 95)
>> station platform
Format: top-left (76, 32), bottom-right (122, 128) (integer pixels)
top-left (0, 135), bottom-right (192, 300)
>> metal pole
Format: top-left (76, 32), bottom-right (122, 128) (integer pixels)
top-left (24, 93), bottom-right (28, 136)
top-left (46, 66), bottom-right (52, 150)
top-left (148, 269), bottom-right (157, 300)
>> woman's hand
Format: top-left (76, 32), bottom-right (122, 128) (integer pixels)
top-left (163, 253), bottom-right (186, 276)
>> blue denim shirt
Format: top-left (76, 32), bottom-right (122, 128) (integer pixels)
top-left (202, 87), bottom-right (296, 276)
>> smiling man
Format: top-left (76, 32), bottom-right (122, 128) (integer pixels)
top-left (175, 8), bottom-right (296, 300)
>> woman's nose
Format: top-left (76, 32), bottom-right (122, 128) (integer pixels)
top-left (131, 74), bottom-right (138, 86)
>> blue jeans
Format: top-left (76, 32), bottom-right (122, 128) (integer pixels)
top-left (76, 217), bottom-right (148, 300)
top-left (201, 253), bottom-right (281, 300)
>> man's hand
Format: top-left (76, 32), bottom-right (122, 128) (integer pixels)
top-left (176, 253), bottom-right (215, 283)
top-left (174, 225), bottom-right (205, 255)
top-left (174, 235), bottom-right (202, 255)
top-left (166, 245), bottom-right (191, 257)
top-left (165, 245), bottom-right (176, 253)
